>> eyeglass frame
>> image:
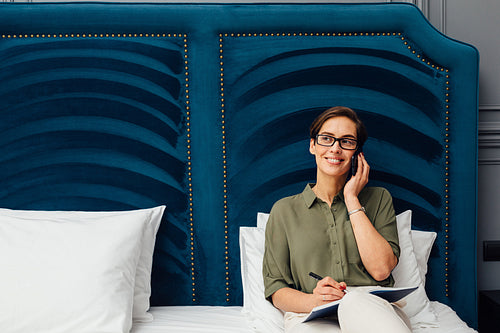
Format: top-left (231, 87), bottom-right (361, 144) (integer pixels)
top-left (315, 134), bottom-right (358, 150)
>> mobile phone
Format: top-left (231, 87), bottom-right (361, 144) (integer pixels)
top-left (351, 150), bottom-right (361, 176)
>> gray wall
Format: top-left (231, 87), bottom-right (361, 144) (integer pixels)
top-left (14, 0), bottom-right (500, 291)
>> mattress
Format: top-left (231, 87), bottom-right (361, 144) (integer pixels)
top-left (131, 302), bottom-right (476, 333)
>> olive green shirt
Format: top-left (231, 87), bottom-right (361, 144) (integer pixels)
top-left (263, 184), bottom-right (400, 300)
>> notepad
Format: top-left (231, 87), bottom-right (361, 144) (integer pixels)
top-left (302, 286), bottom-right (418, 322)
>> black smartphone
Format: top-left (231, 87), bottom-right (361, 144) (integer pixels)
top-left (351, 150), bottom-right (361, 176)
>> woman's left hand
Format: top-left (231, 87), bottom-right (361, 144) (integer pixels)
top-left (344, 152), bottom-right (369, 199)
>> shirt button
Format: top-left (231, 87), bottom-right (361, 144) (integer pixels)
top-left (336, 261), bottom-right (340, 265)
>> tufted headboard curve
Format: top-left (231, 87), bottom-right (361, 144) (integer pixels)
top-left (0, 2), bottom-right (478, 327)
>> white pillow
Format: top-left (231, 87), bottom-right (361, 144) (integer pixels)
top-left (0, 206), bottom-right (165, 324)
top-left (257, 212), bottom-right (269, 229)
top-left (240, 226), bottom-right (284, 333)
top-left (411, 229), bottom-right (437, 285)
top-left (392, 210), bottom-right (439, 328)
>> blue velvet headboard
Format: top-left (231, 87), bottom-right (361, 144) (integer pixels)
top-left (0, 2), bottom-right (478, 328)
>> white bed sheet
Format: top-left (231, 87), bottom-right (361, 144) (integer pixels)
top-left (413, 302), bottom-right (477, 333)
top-left (130, 306), bottom-right (253, 333)
top-left (131, 302), bottom-right (476, 333)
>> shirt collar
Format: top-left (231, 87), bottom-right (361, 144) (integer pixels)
top-left (302, 183), bottom-right (345, 208)
top-left (302, 183), bottom-right (317, 208)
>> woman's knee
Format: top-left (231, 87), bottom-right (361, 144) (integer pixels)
top-left (338, 290), bottom-right (411, 333)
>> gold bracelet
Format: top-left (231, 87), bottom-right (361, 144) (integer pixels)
top-left (348, 207), bottom-right (366, 216)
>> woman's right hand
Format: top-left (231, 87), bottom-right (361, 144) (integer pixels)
top-left (312, 276), bottom-right (347, 305)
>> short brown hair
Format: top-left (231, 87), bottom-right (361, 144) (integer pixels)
top-left (309, 106), bottom-right (368, 149)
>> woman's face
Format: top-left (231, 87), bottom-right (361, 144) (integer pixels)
top-left (309, 116), bottom-right (358, 180)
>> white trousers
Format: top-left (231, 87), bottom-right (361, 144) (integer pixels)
top-left (284, 289), bottom-right (412, 333)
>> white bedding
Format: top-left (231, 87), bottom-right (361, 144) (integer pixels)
top-left (414, 302), bottom-right (477, 333)
top-left (130, 306), bottom-right (253, 333)
top-left (130, 302), bottom-right (476, 333)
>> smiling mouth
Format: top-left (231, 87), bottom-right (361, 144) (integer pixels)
top-left (326, 158), bottom-right (343, 163)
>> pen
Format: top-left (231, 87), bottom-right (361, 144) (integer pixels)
top-left (309, 272), bottom-right (323, 281)
top-left (309, 272), bottom-right (347, 293)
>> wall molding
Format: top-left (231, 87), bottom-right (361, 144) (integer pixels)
top-left (479, 105), bottom-right (500, 111)
top-left (390, 0), bottom-right (429, 17)
top-left (440, 0), bottom-right (447, 35)
top-left (416, 0), bottom-right (430, 18)
top-left (479, 106), bottom-right (500, 165)
top-left (428, 0), bottom-right (446, 34)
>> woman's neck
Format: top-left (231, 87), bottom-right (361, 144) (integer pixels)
top-left (313, 175), bottom-right (346, 206)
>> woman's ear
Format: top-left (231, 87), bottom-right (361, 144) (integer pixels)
top-left (309, 138), bottom-right (316, 155)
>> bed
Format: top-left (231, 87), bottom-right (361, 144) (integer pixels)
top-left (0, 2), bottom-right (478, 333)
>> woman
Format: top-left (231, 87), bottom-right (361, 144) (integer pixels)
top-left (262, 106), bottom-right (411, 332)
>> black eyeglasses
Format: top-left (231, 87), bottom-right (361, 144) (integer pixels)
top-left (315, 134), bottom-right (358, 150)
